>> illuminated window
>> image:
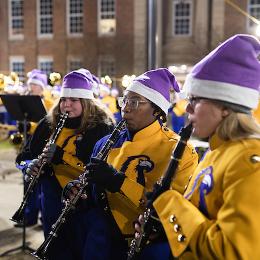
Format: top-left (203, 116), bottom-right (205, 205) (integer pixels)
top-left (173, 0), bottom-right (192, 36)
top-left (67, 0), bottom-right (83, 35)
top-left (38, 0), bottom-right (53, 36)
top-left (98, 0), bottom-right (116, 36)
top-left (9, 0), bottom-right (24, 38)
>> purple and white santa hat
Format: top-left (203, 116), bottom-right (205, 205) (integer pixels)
top-left (184, 34), bottom-right (260, 109)
top-left (126, 68), bottom-right (180, 115)
top-left (60, 68), bottom-right (95, 99)
top-left (27, 69), bottom-right (48, 88)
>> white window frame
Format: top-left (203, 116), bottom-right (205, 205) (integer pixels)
top-left (37, 0), bottom-right (53, 39)
top-left (98, 0), bottom-right (116, 36)
top-left (9, 56), bottom-right (25, 81)
top-left (98, 56), bottom-right (115, 78)
top-left (67, 57), bottom-right (83, 72)
top-left (66, 0), bottom-right (84, 37)
top-left (38, 56), bottom-right (53, 75)
top-left (172, 0), bottom-right (193, 37)
top-left (247, 0), bottom-right (260, 32)
top-left (8, 0), bottom-right (24, 40)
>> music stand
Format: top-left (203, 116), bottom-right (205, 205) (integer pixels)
top-left (0, 94), bottom-right (46, 256)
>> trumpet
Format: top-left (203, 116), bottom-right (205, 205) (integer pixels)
top-left (10, 112), bottom-right (69, 224)
top-left (127, 124), bottom-right (193, 260)
top-left (32, 119), bottom-right (126, 260)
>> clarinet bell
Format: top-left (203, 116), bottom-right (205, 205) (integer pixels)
top-left (31, 250), bottom-right (46, 260)
top-left (10, 206), bottom-right (24, 224)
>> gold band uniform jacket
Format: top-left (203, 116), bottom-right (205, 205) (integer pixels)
top-left (154, 134), bottom-right (260, 260)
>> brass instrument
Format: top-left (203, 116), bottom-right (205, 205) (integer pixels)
top-left (0, 123), bottom-right (17, 141)
top-left (9, 132), bottom-right (23, 145)
top-left (49, 72), bottom-right (62, 86)
top-left (10, 112), bottom-right (69, 224)
top-left (32, 119), bottom-right (126, 260)
top-left (127, 124), bottom-right (193, 260)
top-left (0, 73), bottom-right (6, 92)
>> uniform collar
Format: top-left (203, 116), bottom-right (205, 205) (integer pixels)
top-left (127, 120), bottom-right (162, 141)
top-left (209, 133), bottom-right (225, 150)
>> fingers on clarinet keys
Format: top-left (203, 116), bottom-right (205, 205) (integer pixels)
top-left (26, 159), bottom-right (41, 177)
top-left (133, 216), bottom-right (143, 239)
top-left (62, 180), bottom-right (87, 202)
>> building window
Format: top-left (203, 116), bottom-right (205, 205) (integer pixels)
top-left (38, 0), bottom-right (53, 37)
top-left (98, 0), bottom-right (116, 36)
top-left (173, 0), bottom-right (192, 36)
top-left (9, 56), bottom-right (25, 81)
top-left (99, 56), bottom-right (115, 78)
top-left (9, 0), bottom-right (24, 38)
top-left (67, 0), bottom-right (83, 35)
top-left (38, 57), bottom-right (53, 75)
top-left (248, 0), bottom-right (260, 29)
top-left (68, 59), bottom-right (83, 72)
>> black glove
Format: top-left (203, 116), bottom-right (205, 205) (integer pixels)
top-left (24, 158), bottom-right (41, 181)
top-left (86, 157), bottom-right (125, 193)
top-left (62, 179), bottom-right (82, 201)
top-left (42, 143), bottom-right (64, 164)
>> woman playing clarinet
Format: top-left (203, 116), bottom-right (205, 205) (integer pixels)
top-left (141, 34), bottom-right (260, 259)
top-left (16, 68), bottom-right (114, 259)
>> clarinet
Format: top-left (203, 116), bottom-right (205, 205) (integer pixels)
top-left (127, 123), bottom-right (193, 260)
top-left (32, 119), bottom-right (126, 260)
top-left (10, 112), bottom-right (69, 224)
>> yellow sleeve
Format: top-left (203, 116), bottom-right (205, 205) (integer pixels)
top-left (154, 163), bottom-right (260, 259)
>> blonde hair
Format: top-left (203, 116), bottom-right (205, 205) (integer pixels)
top-left (216, 111), bottom-right (260, 141)
top-left (47, 98), bottom-right (115, 134)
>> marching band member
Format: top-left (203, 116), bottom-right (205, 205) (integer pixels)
top-left (16, 68), bottom-right (114, 259)
top-left (64, 68), bottom-right (198, 259)
top-left (14, 69), bottom-right (54, 228)
top-left (149, 34), bottom-right (260, 259)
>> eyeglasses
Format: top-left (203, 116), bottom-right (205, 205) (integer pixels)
top-left (118, 97), bottom-right (151, 110)
top-left (187, 96), bottom-right (205, 108)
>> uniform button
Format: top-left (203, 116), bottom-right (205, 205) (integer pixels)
top-left (188, 175), bottom-right (192, 181)
top-left (169, 214), bottom-right (176, 223)
top-left (177, 234), bottom-right (186, 242)
top-left (173, 224), bottom-right (181, 232)
top-left (184, 184), bottom-right (188, 191)
top-left (77, 163), bottom-right (82, 167)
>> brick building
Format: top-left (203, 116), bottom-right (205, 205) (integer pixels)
top-left (0, 0), bottom-right (259, 86)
